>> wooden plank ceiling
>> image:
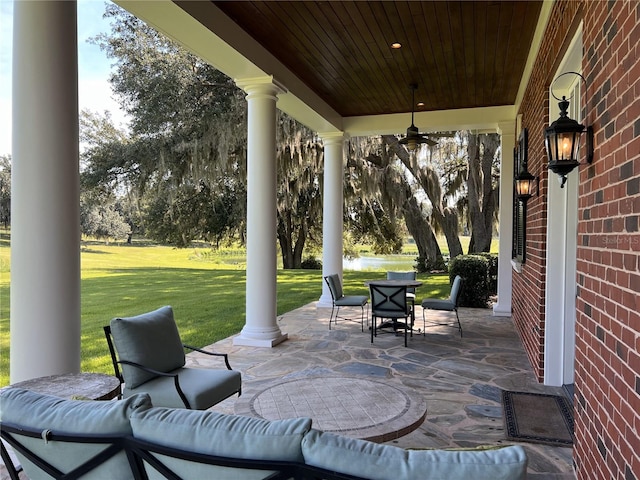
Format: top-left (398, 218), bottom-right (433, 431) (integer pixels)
top-left (212, 1), bottom-right (543, 118)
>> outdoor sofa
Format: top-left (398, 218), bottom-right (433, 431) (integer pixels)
top-left (0, 387), bottom-right (528, 480)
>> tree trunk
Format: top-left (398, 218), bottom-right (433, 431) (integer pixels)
top-left (292, 219), bottom-right (307, 268)
top-left (278, 211), bottom-right (295, 269)
top-left (404, 196), bottom-right (444, 268)
top-left (481, 134), bottom-right (499, 246)
top-left (384, 135), bottom-right (463, 259)
top-left (278, 211), bottom-right (307, 269)
top-left (467, 134), bottom-right (493, 253)
top-left (442, 207), bottom-right (463, 258)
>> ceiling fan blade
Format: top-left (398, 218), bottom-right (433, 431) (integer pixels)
top-left (422, 136), bottom-right (439, 147)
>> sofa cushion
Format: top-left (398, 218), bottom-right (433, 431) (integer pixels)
top-left (301, 429), bottom-right (528, 480)
top-left (110, 306), bottom-right (185, 388)
top-left (0, 388), bottom-right (152, 480)
top-left (131, 407), bottom-right (312, 479)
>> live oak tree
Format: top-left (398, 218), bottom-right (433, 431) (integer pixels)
top-left (89, 4), bottom-right (327, 266)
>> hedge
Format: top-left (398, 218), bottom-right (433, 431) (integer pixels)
top-left (449, 254), bottom-right (491, 308)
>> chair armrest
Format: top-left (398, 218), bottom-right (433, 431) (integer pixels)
top-left (117, 361), bottom-right (191, 409)
top-left (183, 344), bottom-right (233, 370)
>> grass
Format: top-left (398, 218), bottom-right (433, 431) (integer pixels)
top-left (0, 233), bottom-right (456, 387)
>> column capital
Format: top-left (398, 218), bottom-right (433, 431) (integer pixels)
top-left (235, 76), bottom-right (287, 99)
top-left (319, 131), bottom-right (347, 146)
top-left (497, 120), bottom-right (515, 137)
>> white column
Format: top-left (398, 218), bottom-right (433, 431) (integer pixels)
top-left (11, 1), bottom-right (81, 382)
top-left (234, 77), bottom-right (287, 347)
top-left (493, 121), bottom-right (515, 316)
top-left (318, 133), bottom-right (346, 307)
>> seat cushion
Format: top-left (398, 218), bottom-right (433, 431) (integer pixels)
top-left (0, 388), bottom-right (152, 480)
top-left (131, 407), bottom-right (312, 479)
top-left (301, 429), bottom-right (527, 480)
top-left (124, 367), bottom-right (241, 409)
top-left (422, 298), bottom-right (456, 311)
top-left (334, 295), bottom-right (368, 307)
top-left (325, 274), bottom-right (343, 299)
top-left (111, 306), bottom-right (186, 388)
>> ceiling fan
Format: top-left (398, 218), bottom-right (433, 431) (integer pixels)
top-left (398, 83), bottom-right (439, 150)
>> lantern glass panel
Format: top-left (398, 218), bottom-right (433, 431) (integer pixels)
top-left (557, 131), bottom-right (581, 161)
top-left (516, 179), bottom-right (531, 197)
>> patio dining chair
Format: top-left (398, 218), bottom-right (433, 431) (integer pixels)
top-left (104, 305), bottom-right (242, 409)
top-left (324, 274), bottom-right (369, 331)
top-left (386, 271), bottom-right (417, 324)
top-left (421, 275), bottom-right (464, 337)
top-left (369, 283), bottom-right (414, 347)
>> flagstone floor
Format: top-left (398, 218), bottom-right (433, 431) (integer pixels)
top-left (1, 303), bottom-right (576, 479)
top-left (197, 302), bottom-right (575, 479)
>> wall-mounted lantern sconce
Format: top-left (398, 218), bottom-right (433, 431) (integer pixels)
top-left (514, 127), bottom-right (537, 200)
top-left (515, 168), bottom-right (538, 200)
top-left (544, 72), bottom-right (594, 188)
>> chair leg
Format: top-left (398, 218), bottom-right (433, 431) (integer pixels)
top-left (422, 308), bottom-right (426, 337)
top-left (329, 305), bottom-right (336, 330)
top-left (370, 315), bottom-right (375, 343)
top-left (422, 308), bottom-right (463, 337)
top-left (404, 319), bottom-right (408, 347)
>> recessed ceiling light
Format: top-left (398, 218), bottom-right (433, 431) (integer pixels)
top-left (391, 42), bottom-right (402, 49)
top-left (417, 102), bottom-right (425, 107)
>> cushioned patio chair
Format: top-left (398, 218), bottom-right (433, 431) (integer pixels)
top-left (104, 306), bottom-right (241, 409)
top-left (369, 283), bottom-right (414, 347)
top-left (421, 275), bottom-right (463, 337)
top-left (324, 274), bottom-right (368, 331)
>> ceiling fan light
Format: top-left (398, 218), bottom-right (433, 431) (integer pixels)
top-left (407, 138), bottom-right (417, 151)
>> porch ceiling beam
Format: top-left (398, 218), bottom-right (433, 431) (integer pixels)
top-left (344, 105), bottom-right (516, 137)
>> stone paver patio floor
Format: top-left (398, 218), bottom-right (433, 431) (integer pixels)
top-left (193, 302), bottom-right (575, 479)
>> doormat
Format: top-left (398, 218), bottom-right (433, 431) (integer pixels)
top-left (502, 390), bottom-right (574, 446)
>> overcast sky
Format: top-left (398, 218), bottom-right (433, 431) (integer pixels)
top-left (1, 0), bottom-right (129, 156)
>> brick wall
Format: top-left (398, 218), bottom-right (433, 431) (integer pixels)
top-left (513, 0), bottom-right (583, 382)
top-left (514, 1), bottom-right (640, 478)
top-left (575, 1), bottom-right (640, 478)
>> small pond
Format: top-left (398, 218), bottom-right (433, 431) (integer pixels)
top-left (343, 255), bottom-right (417, 272)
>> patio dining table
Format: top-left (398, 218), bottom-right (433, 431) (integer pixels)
top-left (364, 279), bottom-right (423, 289)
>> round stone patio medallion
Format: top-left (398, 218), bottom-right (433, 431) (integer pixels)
top-left (234, 376), bottom-right (426, 442)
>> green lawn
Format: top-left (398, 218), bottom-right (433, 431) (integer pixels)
top-left (0, 234), bottom-right (455, 386)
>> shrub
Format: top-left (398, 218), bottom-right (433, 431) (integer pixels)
top-left (449, 255), bottom-right (490, 308)
top-left (478, 252), bottom-right (498, 295)
top-left (300, 256), bottom-right (322, 269)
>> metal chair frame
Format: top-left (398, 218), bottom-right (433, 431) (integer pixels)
top-left (369, 283), bottom-right (414, 347)
top-left (324, 274), bottom-right (369, 332)
top-left (421, 275), bottom-right (464, 337)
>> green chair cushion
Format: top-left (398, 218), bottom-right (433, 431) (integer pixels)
top-left (325, 274), bottom-right (343, 299)
top-left (0, 388), bottom-right (151, 480)
top-left (123, 366), bottom-right (242, 409)
top-left (110, 306), bottom-right (185, 388)
top-left (301, 429), bottom-right (527, 480)
top-left (334, 295), bottom-right (368, 307)
top-left (422, 298), bottom-right (456, 311)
